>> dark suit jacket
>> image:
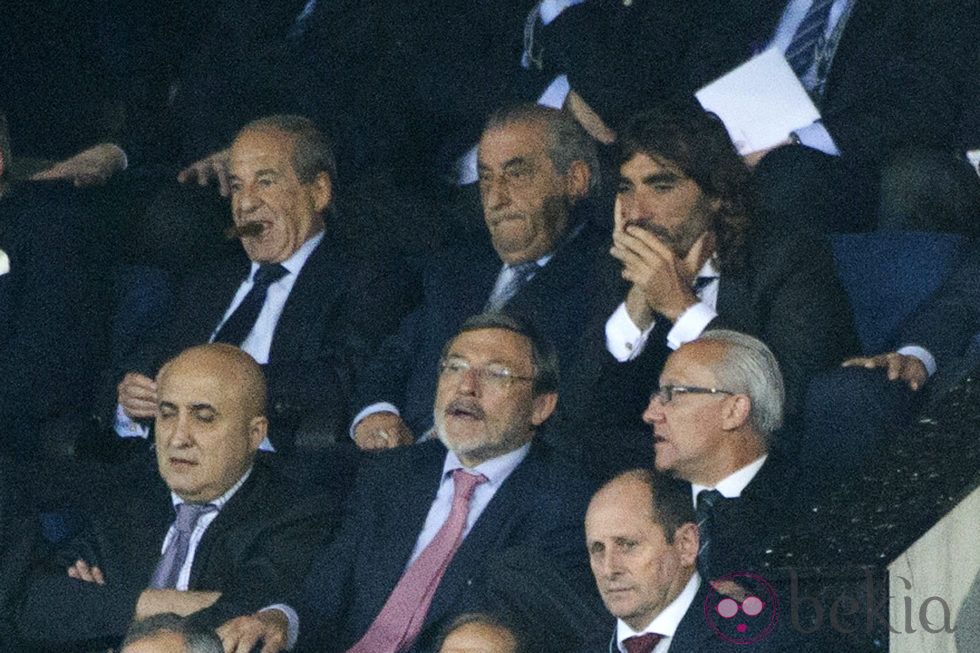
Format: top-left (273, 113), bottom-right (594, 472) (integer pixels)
top-left (567, 230), bottom-right (859, 480)
top-left (291, 439), bottom-right (598, 652)
top-left (737, 0), bottom-right (968, 164)
top-left (0, 184), bottom-right (112, 453)
top-left (898, 241), bottom-right (980, 381)
top-left (18, 457), bottom-right (340, 648)
top-left (0, 465), bottom-right (43, 650)
top-left (123, 233), bottom-right (409, 451)
top-left (699, 453), bottom-right (805, 584)
top-left (357, 220), bottom-right (607, 437)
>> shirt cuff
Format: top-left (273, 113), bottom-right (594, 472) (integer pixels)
top-left (605, 303), bottom-right (656, 362)
top-left (261, 605), bottom-right (298, 650)
top-left (897, 345), bottom-right (937, 377)
top-left (349, 402), bottom-right (401, 440)
top-left (114, 404), bottom-right (150, 439)
top-left (666, 302), bottom-right (718, 350)
top-left (794, 121), bottom-right (840, 157)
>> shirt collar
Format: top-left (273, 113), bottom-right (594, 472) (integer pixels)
top-left (441, 442), bottom-right (531, 488)
top-left (617, 572), bottom-right (701, 646)
top-left (691, 455), bottom-right (767, 502)
top-left (248, 230), bottom-right (324, 281)
top-left (170, 464), bottom-right (253, 511)
top-left (697, 255), bottom-right (720, 279)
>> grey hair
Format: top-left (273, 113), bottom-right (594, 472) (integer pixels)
top-left (483, 103), bottom-right (600, 194)
top-left (698, 329), bottom-right (784, 438)
top-left (239, 114), bottom-right (337, 186)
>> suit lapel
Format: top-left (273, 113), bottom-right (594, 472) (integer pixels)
top-left (267, 236), bottom-right (341, 363)
top-left (372, 443), bottom-right (447, 599)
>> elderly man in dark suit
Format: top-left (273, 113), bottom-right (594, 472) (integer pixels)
top-left (111, 114), bottom-right (407, 452)
top-left (570, 103), bottom-right (857, 479)
top-left (218, 312), bottom-right (601, 653)
top-left (641, 330), bottom-right (798, 584)
top-left (351, 103), bottom-right (607, 451)
top-left (19, 344), bottom-right (339, 650)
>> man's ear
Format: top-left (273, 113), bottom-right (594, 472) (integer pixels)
top-left (310, 171), bottom-right (332, 213)
top-left (531, 391), bottom-right (558, 426)
top-left (247, 415), bottom-right (269, 450)
top-left (721, 394), bottom-right (752, 431)
top-left (674, 522), bottom-right (700, 568)
top-left (564, 160), bottom-right (590, 201)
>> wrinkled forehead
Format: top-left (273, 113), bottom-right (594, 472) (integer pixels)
top-left (478, 120), bottom-right (549, 166)
top-left (661, 340), bottom-right (727, 385)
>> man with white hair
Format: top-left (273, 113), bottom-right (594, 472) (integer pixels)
top-left (641, 329), bottom-right (796, 583)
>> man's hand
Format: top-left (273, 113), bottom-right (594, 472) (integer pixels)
top-left (117, 372), bottom-right (158, 419)
top-left (353, 412), bottom-right (415, 451)
top-left (610, 225), bottom-right (710, 326)
top-left (177, 149), bottom-right (231, 196)
top-left (842, 352), bottom-right (929, 391)
top-left (30, 143), bottom-right (127, 186)
top-left (218, 611), bottom-right (289, 653)
top-left (135, 589), bottom-right (222, 620)
top-left (67, 559), bottom-right (105, 585)
top-left (741, 137), bottom-right (792, 169)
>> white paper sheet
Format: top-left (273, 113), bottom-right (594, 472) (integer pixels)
top-left (695, 47), bottom-right (821, 155)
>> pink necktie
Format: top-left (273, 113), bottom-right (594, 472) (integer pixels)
top-left (348, 469), bottom-right (488, 653)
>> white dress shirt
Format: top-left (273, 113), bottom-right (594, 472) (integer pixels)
top-left (615, 572), bottom-right (701, 653)
top-left (605, 258), bottom-right (720, 362)
top-left (115, 232), bottom-right (324, 446)
top-left (162, 467), bottom-right (251, 590)
top-left (690, 456), bottom-right (768, 504)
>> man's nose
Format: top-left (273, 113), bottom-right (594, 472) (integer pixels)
top-left (235, 184), bottom-right (262, 214)
top-left (642, 394), bottom-right (666, 425)
top-left (482, 176), bottom-right (511, 210)
top-left (456, 367), bottom-right (482, 396)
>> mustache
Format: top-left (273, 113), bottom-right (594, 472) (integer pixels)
top-left (224, 221), bottom-right (265, 240)
top-left (445, 399), bottom-right (486, 420)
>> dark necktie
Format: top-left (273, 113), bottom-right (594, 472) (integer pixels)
top-left (696, 489), bottom-right (724, 581)
top-left (623, 632), bottom-right (663, 653)
top-left (213, 263), bottom-right (288, 346)
top-left (150, 502), bottom-right (218, 589)
top-left (693, 275), bottom-right (717, 294)
top-left (485, 260), bottom-right (540, 312)
top-left (785, 0), bottom-right (836, 82)
top-left (348, 470), bottom-right (488, 652)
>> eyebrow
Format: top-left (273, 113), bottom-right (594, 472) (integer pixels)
top-left (642, 172), bottom-right (684, 185)
top-left (191, 403), bottom-right (216, 412)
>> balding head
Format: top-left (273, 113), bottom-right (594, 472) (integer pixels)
top-left (585, 470), bottom-right (698, 631)
top-left (154, 344), bottom-right (268, 502)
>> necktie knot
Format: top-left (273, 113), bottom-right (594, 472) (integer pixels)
top-left (253, 263), bottom-right (289, 288)
top-left (174, 502), bottom-right (217, 534)
top-left (451, 469), bottom-right (488, 503)
top-left (623, 632), bottom-right (663, 653)
top-left (697, 489), bottom-right (724, 513)
top-left (693, 275), bottom-right (717, 293)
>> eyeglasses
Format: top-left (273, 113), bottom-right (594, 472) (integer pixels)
top-left (439, 358), bottom-right (534, 390)
top-left (651, 385), bottom-right (734, 404)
